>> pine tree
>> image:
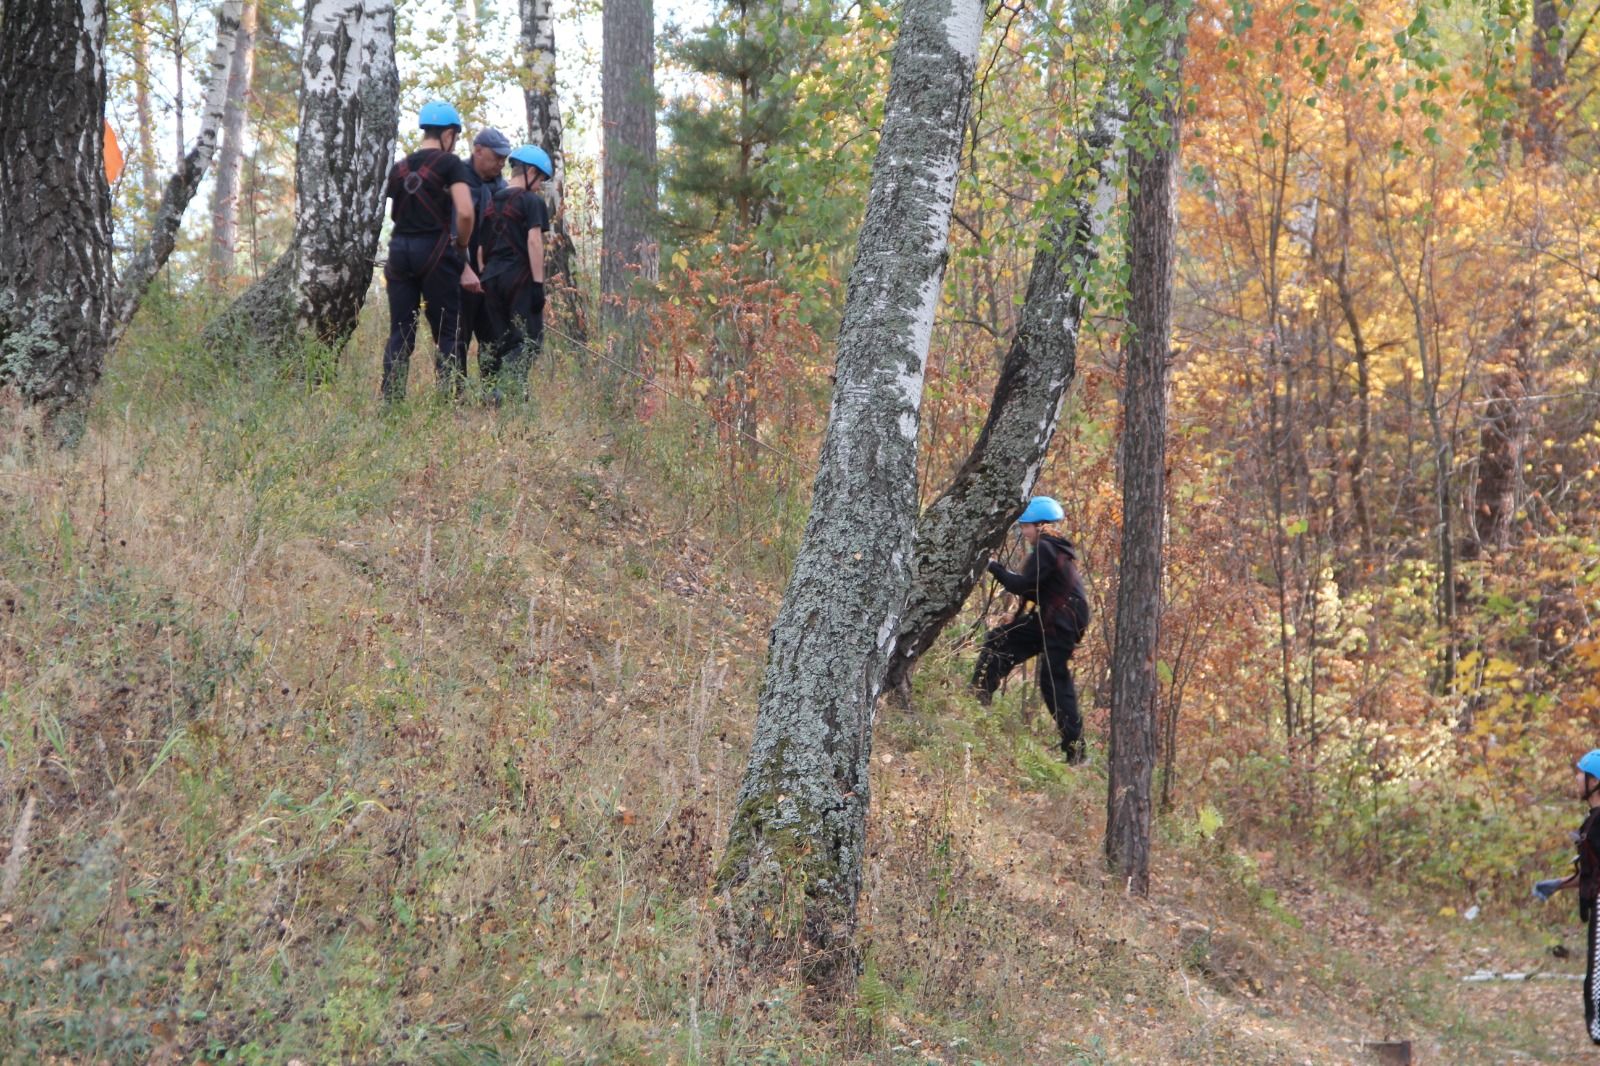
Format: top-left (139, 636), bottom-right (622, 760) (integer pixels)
top-left (661, 0), bottom-right (794, 245)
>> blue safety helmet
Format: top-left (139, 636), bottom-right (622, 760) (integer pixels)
top-left (508, 144), bottom-right (553, 179)
top-left (1017, 496), bottom-right (1065, 524)
top-left (418, 100), bottom-right (463, 130)
top-left (1577, 750), bottom-right (1600, 780)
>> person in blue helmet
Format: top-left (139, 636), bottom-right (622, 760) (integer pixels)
top-left (1534, 749), bottom-right (1600, 1044)
top-left (477, 144), bottom-right (552, 403)
top-left (973, 496), bottom-right (1092, 763)
top-left (380, 100), bottom-right (479, 402)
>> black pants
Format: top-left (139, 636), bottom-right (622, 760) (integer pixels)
top-left (453, 285), bottom-right (496, 386)
top-left (1586, 901), bottom-right (1600, 1043)
top-left (973, 612), bottom-right (1080, 750)
top-left (481, 272), bottom-right (544, 401)
top-left (382, 234), bottom-right (463, 401)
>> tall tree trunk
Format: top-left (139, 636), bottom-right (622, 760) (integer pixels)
top-left (884, 111), bottom-right (1122, 699)
top-left (455, 0), bottom-right (475, 71)
top-left (520, 0), bottom-right (588, 342)
top-left (130, 0), bottom-right (162, 221)
top-left (169, 0), bottom-right (186, 157)
top-left (209, 0), bottom-right (259, 285)
top-left (1469, 301), bottom-right (1533, 558)
top-left (0, 0), bottom-right (115, 435)
top-left (113, 0), bottom-right (245, 334)
top-left (1105, 0), bottom-right (1188, 897)
top-left (716, 0), bottom-right (981, 1003)
top-left (1528, 0), bottom-right (1565, 160)
top-left (601, 0), bottom-right (658, 357)
top-left (1329, 146), bottom-right (1373, 559)
top-left (214, 0), bottom-right (398, 351)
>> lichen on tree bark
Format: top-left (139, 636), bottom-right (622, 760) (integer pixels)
top-left (716, 0), bottom-right (981, 1004)
top-left (885, 109), bottom-right (1124, 700)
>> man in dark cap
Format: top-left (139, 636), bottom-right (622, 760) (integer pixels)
top-left (451, 128), bottom-right (511, 393)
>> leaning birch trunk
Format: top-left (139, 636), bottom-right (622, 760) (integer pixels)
top-left (519, 0), bottom-right (588, 342)
top-left (884, 111), bottom-right (1123, 701)
top-left (716, 0), bottom-right (981, 1003)
top-left (1105, 0), bottom-right (1188, 897)
top-left (209, 0), bottom-right (259, 284)
top-left (213, 0), bottom-right (398, 352)
top-left (111, 0), bottom-right (244, 336)
top-left (0, 0), bottom-right (115, 436)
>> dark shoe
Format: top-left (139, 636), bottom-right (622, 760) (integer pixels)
top-left (1063, 739), bottom-right (1086, 765)
top-left (973, 686), bottom-right (993, 708)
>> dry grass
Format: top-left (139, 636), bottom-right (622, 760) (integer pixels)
top-left (0, 299), bottom-right (1587, 1063)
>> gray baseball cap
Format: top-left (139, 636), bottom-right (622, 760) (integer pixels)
top-left (473, 128), bottom-right (511, 155)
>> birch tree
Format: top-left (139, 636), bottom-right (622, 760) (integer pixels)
top-left (716, 0), bottom-right (981, 1000)
top-left (520, 0), bottom-right (587, 340)
top-left (113, 0), bottom-right (245, 333)
top-left (216, 0), bottom-right (398, 351)
top-left (0, 0), bottom-right (115, 433)
top-left (209, 0), bottom-right (260, 283)
top-left (885, 110), bottom-right (1122, 700)
top-left (1105, 0), bottom-right (1188, 897)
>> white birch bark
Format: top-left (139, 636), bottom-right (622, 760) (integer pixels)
top-left (518, 0), bottom-right (587, 340)
top-left (112, 0), bottom-right (244, 335)
top-left (216, 0), bottom-right (399, 350)
top-left (716, 0), bottom-right (982, 998)
top-left (209, 0), bottom-right (259, 283)
top-left (519, 0), bottom-right (565, 217)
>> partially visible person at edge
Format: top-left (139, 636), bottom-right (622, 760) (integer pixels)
top-left (477, 144), bottom-right (552, 404)
top-left (973, 495), bottom-right (1091, 764)
top-left (380, 99), bottom-right (480, 403)
top-left (1533, 749), bottom-right (1600, 1045)
top-left (451, 127), bottom-right (510, 392)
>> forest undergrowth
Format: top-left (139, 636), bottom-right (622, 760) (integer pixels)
top-left (0, 296), bottom-right (1590, 1063)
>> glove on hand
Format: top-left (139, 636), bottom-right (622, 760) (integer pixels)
top-left (1534, 878), bottom-right (1564, 902)
top-left (986, 559), bottom-right (1004, 578)
top-left (530, 281), bottom-right (547, 315)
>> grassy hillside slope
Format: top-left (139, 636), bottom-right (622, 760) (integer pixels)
top-left (0, 300), bottom-right (1589, 1063)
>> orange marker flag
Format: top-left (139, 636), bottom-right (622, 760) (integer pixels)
top-left (103, 120), bottom-right (125, 185)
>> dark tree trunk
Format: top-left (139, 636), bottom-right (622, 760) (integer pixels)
top-left (1105, 0), bottom-right (1187, 898)
top-left (716, 0), bottom-right (981, 1004)
top-left (520, 0), bottom-right (588, 343)
top-left (884, 113), bottom-right (1122, 700)
top-left (113, 0), bottom-right (244, 335)
top-left (601, 0), bottom-right (658, 353)
top-left (213, 0), bottom-right (398, 351)
top-left (1527, 0), bottom-right (1565, 160)
top-left (1470, 304), bottom-right (1533, 556)
top-left (0, 0), bottom-right (115, 433)
top-left (210, 0), bottom-right (259, 284)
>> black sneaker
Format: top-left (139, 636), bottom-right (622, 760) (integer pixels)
top-left (1063, 739), bottom-right (1086, 765)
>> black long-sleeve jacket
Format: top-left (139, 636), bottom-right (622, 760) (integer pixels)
top-left (988, 532), bottom-right (1091, 641)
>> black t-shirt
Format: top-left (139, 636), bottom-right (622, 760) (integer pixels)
top-left (464, 168), bottom-right (506, 263)
top-left (1578, 807), bottom-right (1600, 920)
top-left (386, 149), bottom-right (473, 237)
top-left (480, 186), bottom-right (552, 282)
